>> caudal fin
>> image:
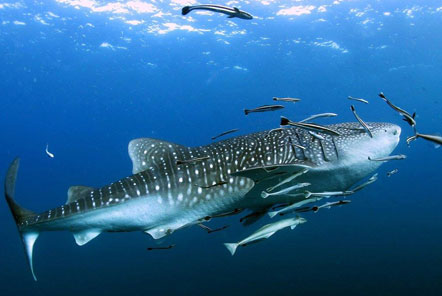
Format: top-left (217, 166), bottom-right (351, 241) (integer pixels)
top-left (4, 158), bottom-right (40, 281)
top-left (182, 6), bottom-right (191, 15)
top-left (224, 243), bottom-right (238, 256)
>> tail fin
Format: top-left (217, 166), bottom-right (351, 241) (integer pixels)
top-left (5, 158), bottom-right (40, 281)
top-left (244, 109), bottom-right (250, 115)
top-left (182, 6), bottom-right (191, 15)
top-left (224, 243), bottom-right (238, 256)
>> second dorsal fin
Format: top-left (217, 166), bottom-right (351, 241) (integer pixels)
top-left (128, 138), bottom-right (187, 174)
top-left (66, 186), bottom-right (94, 204)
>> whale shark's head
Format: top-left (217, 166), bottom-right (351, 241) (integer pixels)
top-left (333, 122), bottom-right (401, 159)
top-left (284, 122), bottom-right (402, 193)
top-left (329, 122), bottom-right (401, 181)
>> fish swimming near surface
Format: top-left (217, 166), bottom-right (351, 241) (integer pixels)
top-left (224, 217), bottom-right (307, 255)
top-left (4, 121), bottom-right (401, 280)
top-left (182, 5), bottom-right (253, 20)
top-left (212, 129), bottom-right (239, 140)
top-left (368, 154), bottom-right (406, 161)
top-left (244, 105), bottom-right (284, 115)
top-left (348, 96), bottom-right (369, 104)
top-left (273, 97), bottom-right (301, 103)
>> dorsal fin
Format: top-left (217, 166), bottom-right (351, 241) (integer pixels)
top-left (128, 138), bottom-right (186, 174)
top-left (66, 186), bottom-right (94, 204)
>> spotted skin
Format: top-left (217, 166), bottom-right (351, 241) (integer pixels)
top-left (17, 122), bottom-right (400, 234)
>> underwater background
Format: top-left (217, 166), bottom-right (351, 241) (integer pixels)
top-left (1, 0), bottom-right (442, 295)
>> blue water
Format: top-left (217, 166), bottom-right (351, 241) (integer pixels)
top-left (1, 1), bottom-right (442, 295)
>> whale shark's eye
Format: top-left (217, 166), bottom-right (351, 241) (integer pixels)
top-left (393, 129), bottom-right (398, 135)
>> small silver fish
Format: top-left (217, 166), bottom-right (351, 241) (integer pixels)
top-left (287, 137), bottom-right (306, 152)
top-left (147, 244), bottom-right (175, 251)
top-left (280, 116), bottom-right (341, 136)
top-left (176, 156), bottom-right (210, 165)
top-left (415, 133), bottom-right (442, 146)
top-left (308, 131), bottom-right (325, 141)
top-left (299, 113), bottom-right (338, 123)
top-left (268, 198), bottom-right (320, 218)
top-left (305, 190), bottom-right (354, 198)
top-left (368, 154), bottom-right (407, 161)
top-left (272, 97), bottom-right (301, 103)
top-left (352, 173), bottom-right (378, 192)
top-left (197, 223), bottom-right (229, 234)
top-left (313, 200), bottom-right (351, 212)
top-left (244, 105), bottom-right (284, 115)
top-left (350, 105), bottom-right (373, 138)
top-left (348, 96), bottom-right (369, 104)
top-left (402, 112), bottom-right (416, 127)
top-left (45, 144), bottom-right (54, 158)
top-left (378, 92), bottom-right (414, 118)
top-left (406, 135), bottom-right (417, 145)
top-left (197, 180), bottom-right (228, 189)
top-left (211, 128), bottom-right (239, 140)
top-left (387, 169), bottom-right (399, 177)
top-left (224, 217), bottom-right (307, 255)
top-left (265, 127), bottom-right (285, 139)
top-left (261, 182), bottom-right (311, 198)
top-left (210, 208), bottom-right (243, 218)
top-left (266, 168), bottom-right (309, 192)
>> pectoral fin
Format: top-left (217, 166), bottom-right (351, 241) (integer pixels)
top-left (145, 228), bottom-right (174, 239)
top-left (72, 229), bottom-right (101, 246)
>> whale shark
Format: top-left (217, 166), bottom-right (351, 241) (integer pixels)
top-left (4, 122), bottom-right (401, 280)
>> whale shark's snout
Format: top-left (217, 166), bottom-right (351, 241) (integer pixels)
top-left (329, 122), bottom-right (401, 176)
top-left (369, 122), bottom-right (401, 156)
